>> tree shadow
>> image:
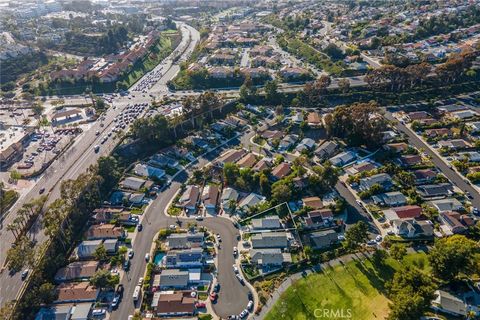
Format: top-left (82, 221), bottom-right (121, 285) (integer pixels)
top-left (352, 259), bottom-right (396, 295)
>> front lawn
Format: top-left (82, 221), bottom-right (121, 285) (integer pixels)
top-left (264, 257), bottom-right (402, 320)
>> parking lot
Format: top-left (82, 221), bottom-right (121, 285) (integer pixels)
top-left (13, 127), bottom-right (82, 176)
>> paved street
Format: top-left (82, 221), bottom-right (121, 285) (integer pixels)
top-left (384, 110), bottom-right (480, 208)
top-left (113, 152), bottom-right (250, 319)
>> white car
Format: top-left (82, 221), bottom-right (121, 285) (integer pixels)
top-left (145, 253), bottom-right (150, 262)
top-left (138, 277), bottom-right (144, 286)
top-left (91, 309), bottom-right (106, 317)
top-left (233, 264), bottom-right (239, 273)
top-left (375, 235), bottom-right (383, 242)
top-left (233, 247), bottom-right (238, 256)
top-left (247, 300), bottom-right (254, 311)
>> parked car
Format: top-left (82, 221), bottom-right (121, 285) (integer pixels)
top-left (209, 292), bottom-right (218, 301)
top-left (236, 274), bottom-right (245, 285)
top-left (195, 302), bottom-right (206, 308)
top-left (92, 309), bottom-right (106, 317)
top-left (233, 264), bottom-right (239, 273)
top-left (137, 223), bottom-right (143, 232)
top-left (145, 253), bottom-right (150, 262)
top-left (128, 250), bottom-right (134, 259)
top-left (247, 300), bottom-right (254, 311)
top-left (123, 260), bottom-right (130, 271)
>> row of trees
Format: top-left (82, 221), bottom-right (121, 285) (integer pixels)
top-left (366, 50), bottom-right (478, 92)
top-left (324, 101), bottom-right (388, 149)
top-left (7, 159), bottom-right (118, 319)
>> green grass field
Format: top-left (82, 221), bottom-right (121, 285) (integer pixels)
top-left (264, 253), bottom-right (429, 320)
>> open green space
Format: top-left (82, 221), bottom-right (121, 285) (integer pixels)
top-left (264, 253), bottom-right (429, 320)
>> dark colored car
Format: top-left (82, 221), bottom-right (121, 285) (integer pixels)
top-left (123, 260), bottom-right (130, 271)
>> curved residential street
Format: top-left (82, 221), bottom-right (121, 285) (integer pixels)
top-left (113, 151), bottom-right (251, 318)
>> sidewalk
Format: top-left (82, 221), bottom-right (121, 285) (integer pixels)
top-left (252, 252), bottom-right (372, 320)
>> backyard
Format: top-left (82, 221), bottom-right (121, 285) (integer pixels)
top-left (264, 252), bottom-right (430, 320)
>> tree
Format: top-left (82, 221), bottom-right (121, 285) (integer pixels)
top-left (131, 114), bottom-right (173, 147)
top-left (223, 163), bottom-right (240, 186)
top-left (264, 80), bottom-right (280, 105)
top-left (389, 243), bottom-right (407, 261)
top-left (9, 170), bottom-right (22, 183)
top-left (271, 181), bottom-right (292, 204)
top-left (324, 101), bottom-right (387, 148)
top-left (32, 102), bottom-right (45, 117)
top-left (337, 78), bottom-right (350, 93)
top-left (97, 156), bottom-right (122, 196)
top-left (239, 75), bottom-right (257, 103)
top-left (323, 43), bottom-right (344, 60)
top-left (344, 221), bottom-right (369, 250)
top-left (371, 248), bottom-right (388, 266)
top-left (6, 235), bottom-right (35, 272)
top-left (94, 244), bottom-right (108, 261)
top-left (36, 283), bottom-right (57, 305)
top-left (428, 235), bottom-right (478, 281)
top-left (90, 269), bottom-right (119, 289)
top-left (386, 266), bottom-right (437, 320)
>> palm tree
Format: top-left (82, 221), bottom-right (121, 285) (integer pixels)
top-left (6, 222), bottom-right (19, 241)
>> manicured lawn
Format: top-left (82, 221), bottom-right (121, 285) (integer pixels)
top-left (265, 258), bottom-right (401, 320)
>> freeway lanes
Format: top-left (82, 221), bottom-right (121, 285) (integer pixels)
top-left (384, 111), bottom-right (480, 208)
top-left (0, 23), bottom-right (198, 309)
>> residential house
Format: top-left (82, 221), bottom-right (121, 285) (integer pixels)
top-left (238, 193), bottom-right (266, 211)
top-left (85, 224), bottom-right (125, 240)
top-left (467, 121), bottom-right (480, 133)
top-left (439, 211), bottom-right (467, 234)
top-left (386, 142), bottom-right (408, 153)
top-left (296, 138), bottom-right (316, 153)
top-left (249, 249), bottom-right (292, 267)
top-left (359, 173), bottom-right (393, 191)
top-left (314, 141), bottom-right (338, 159)
top-left (431, 198), bottom-right (463, 213)
top-left (75, 240), bottom-right (103, 259)
top-left (309, 230), bottom-right (338, 249)
top-left (413, 169), bottom-right (437, 184)
top-left (260, 130), bottom-right (283, 141)
top-left (346, 161), bottom-right (376, 176)
top-left (399, 154), bottom-right (422, 167)
top-left (303, 209), bottom-right (334, 229)
top-left (406, 111), bottom-right (431, 122)
top-left (278, 134), bottom-right (298, 151)
top-left (216, 149), bottom-right (246, 167)
top-left (417, 183), bottom-right (453, 198)
top-left (384, 205), bottom-right (423, 222)
top-left (432, 290), bottom-right (468, 317)
top-left (201, 185), bottom-right (219, 215)
top-left (372, 191), bottom-right (407, 207)
top-left (438, 139), bottom-right (472, 150)
top-left (166, 232), bottom-right (204, 250)
top-left (279, 66), bottom-right (310, 81)
top-left (158, 269), bottom-right (189, 289)
top-left (120, 176), bottom-right (146, 191)
top-left (424, 128), bottom-right (451, 138)
top-left (251, 232), bottom-right (289, 249)
top-left (133, 163), bottom-right (165, 179)
top-left (55, 282), bottom-right (99, 303)
top-left (302, 196), bottom-right (323, 210)
top-left (221, 187), bottom-right (239, 213)
top-left (451, 109), bottom-right (478, 120)
top-left (458, 151), bottom-right (480, 162)
top-left (165, 248), bottom-right (204, 268)
top-left (35, 303), bottom-right (93, 320)
top-left (251, 216), bottom-right (282, 230)
top-left (178, 185), bottom-right (200, 213)
top-left (306, 112), bottom-right (322, 127)
top-left (237, 153), bottom-right (257, 168)
top-left (150, 154), bottom-right (179, 168)
top-left (153, 292), bottom-right (196, 317)
top-left (54, 261), bottom-right (99, 283)
top-left (329, 151), bottom-right (356, 167)
top-left (392, 219), bottom-right (434, 238)
top-left (103, 239), bottom-right (118, 254)
top-left (271, 162), bottom-right (291, 180)
top-left (252, 159), bottom-right (271, 172)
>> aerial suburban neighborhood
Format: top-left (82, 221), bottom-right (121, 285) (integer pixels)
top-left (1, 0), bottom-right (480, 320)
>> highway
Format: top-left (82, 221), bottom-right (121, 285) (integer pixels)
top-left (0, 22), bottom-right (200, 309)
